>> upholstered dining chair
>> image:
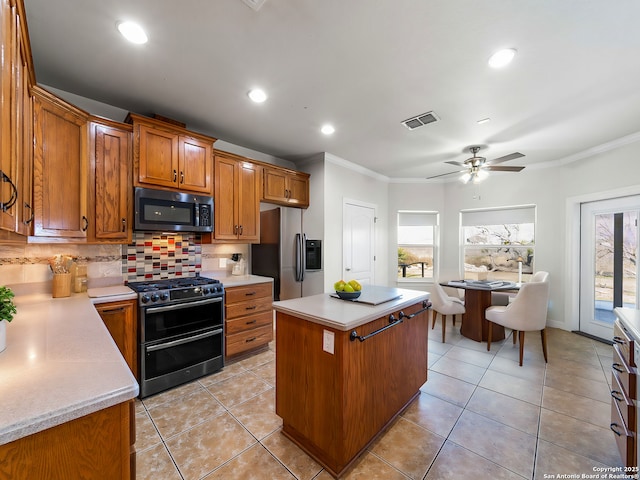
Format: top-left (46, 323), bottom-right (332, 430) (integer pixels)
top-left (429, 282), bottom-right (465, 343)
top-left (485, 280), bottom-right (550, 366)
top-left (491, 270), bottom-right (550, 306)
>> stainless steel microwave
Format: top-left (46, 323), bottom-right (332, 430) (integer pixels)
top-left (134, 187), bottom-right (213, 233)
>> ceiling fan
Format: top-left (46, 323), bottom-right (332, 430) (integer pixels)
top-left (427, 146), bottom-right (525, 183)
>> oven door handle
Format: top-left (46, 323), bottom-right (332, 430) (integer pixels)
top-left (146, 328), bottom-right (223, 352)
top-left (145, 296), bottom-right (223, 315)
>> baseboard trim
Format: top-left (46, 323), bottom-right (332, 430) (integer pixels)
top-left (571, 330), bottom-right (612, 345)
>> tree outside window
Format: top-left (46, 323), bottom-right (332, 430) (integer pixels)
top-left (461, 206), bottom-right (535, 282)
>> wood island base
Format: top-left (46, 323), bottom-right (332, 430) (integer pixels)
top-left (275, 298), bottom-right (430, 478)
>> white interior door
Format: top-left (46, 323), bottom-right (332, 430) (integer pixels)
top-left (580, 196), bottom-right (639, 340)
top-left (343, 200), bottom-right (375, 285)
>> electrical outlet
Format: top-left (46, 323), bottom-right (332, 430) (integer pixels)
top-left (323, 330), bottom-right (335, 354)
top-left (219, 258), bottom-right (227, 268)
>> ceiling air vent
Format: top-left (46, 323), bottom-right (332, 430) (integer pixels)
top-left (401, 111), bottom-right (440, 130)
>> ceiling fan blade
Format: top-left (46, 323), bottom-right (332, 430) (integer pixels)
top-left (445, 160), bottom-right (466, 167)
top-left (484, 165), bottom-right (525, 172)
top-left (487, 152), bottom-right (524, 165)
top-left (426, 169), bottom-right (466, 179)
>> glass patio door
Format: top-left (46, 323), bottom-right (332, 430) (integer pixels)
top-left (579, 196), bottom-right (639, 341)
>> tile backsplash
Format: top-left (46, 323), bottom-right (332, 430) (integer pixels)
top-left (0, 235), bottom-right (250, 287)
top-left (122, 232), bottom-right (201, 282)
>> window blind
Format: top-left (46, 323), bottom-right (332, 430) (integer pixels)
top-left (460, 206), bottom-right (535, 226)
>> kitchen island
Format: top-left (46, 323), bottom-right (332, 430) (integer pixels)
top-left (0, 283), bottom-right (139, 479)
top-left (273, 287), bottom-right (430, 478)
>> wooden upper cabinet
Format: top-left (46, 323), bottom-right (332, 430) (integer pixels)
top-left (180, 135), bottom-right (212, 192)
top-left (0, 0), bottom-right (33, 239)
top-left (32, 86), bottom-right (89, 238)
top-left (89, 118), bottom-right (132, 243)
top-left (263, 166), bottom-right (310, 208)
top-left (129, 113), bottom-right (215, 194)
top-left (214, 153), bottom-right (260, 242)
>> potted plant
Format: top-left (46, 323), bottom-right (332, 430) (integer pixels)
top-left (0, 286), bottom-right (17, 353)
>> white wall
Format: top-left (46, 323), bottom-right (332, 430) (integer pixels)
top-left (321, 153), bottom-right (390, 290)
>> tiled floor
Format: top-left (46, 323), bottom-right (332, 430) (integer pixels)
top-left (135, 324), bottom-right (623, 480)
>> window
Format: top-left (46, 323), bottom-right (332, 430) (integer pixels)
top-left (461, 206), bottom-right (535, 282)
top-left (397, 211), bottom-right (437, 281)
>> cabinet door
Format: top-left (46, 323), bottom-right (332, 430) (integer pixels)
top-left (238, 162), bottom-right (260, 242)
top-left (95, 300), bottom-right (137, 379)
top-left (286, 172), bottom-right (309, 208)
top-left (136, 123), bottom-right (179, 188)
top-left (179, 135), bottom-right (212, 193)
top-left (214, 155), bottom-right (239, 240)
top-left (92, 122), bottom-right (131, 242)
top-left (14, 14), bottom-right (33, 236)
top-left (262, 167), bottom-right (287, 204)
top-left (32, 89), bottom-right (88, 238)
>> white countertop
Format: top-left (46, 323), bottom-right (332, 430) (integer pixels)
top-left (203, 273), bottom-right (274, 288)
top-left (0, 283), bottom-right (139, 445)
top-left (273, 287), bottom-right (430, 331)
top-left (615, 307), bottom-right (640, 340)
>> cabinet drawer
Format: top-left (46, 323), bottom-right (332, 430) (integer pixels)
top-left (613, 345), bottom-right (637, 400)
top-left (226, 283), bottom-right (272, 304)
top-left (226, 324), bottom-right (273, 357)
top-left (226, 310), bottom-right (273, 335)
top-left (611, 399), bottom-right (636, 468)
top-left (226, 297), bottom-right (273, 320)
top-left (614, 320), bottom-right (635, 367)
top-left (611, 370), bottom-right (636, 432)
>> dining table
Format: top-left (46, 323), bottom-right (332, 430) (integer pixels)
top-left (441, 280), bottom-right (519, 342)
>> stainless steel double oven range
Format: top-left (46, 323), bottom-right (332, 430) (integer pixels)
top-left (128, 276), bottom-right (225, 398)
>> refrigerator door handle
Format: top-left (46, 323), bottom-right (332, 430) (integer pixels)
top-left (295, 233), bottom-right (302, 281)
top-left (301, 233), bottom-right (307, 281)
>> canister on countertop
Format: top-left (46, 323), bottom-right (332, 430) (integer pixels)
top-left (74, 264), bottom-right (88, 293)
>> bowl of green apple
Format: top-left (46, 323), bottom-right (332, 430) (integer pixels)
top-left (334, 279), bottom-right (362, 300)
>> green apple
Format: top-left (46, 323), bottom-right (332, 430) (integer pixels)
top-left (343, 283), bottom-right (355, 293)
top-left (334, 280), bottom-right (346, 292)
top-left (348, 280), bottom-right (361, 291)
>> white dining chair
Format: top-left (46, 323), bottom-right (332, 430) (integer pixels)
top-left (485, 281), bottom-right (550, 366)
top-left (429, 282), bottom-right (465, 343)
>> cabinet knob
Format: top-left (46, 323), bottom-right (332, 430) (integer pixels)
top-left (82, 216), bottom-right (89, 232)
top-left (180, 171), bottom-right (184, 183)
top-left (173, 170), bottom-right (177, 182)
top-left (239, 225), bottom-right (243, 235)
top-left (23, 202), bottom-right (34, 225)
top-left (122, 218), bottom-right (126, 232)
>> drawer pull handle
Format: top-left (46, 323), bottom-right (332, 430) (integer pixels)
top-left (246, 337), bottom-right (257, 343)
top-left (246, 320), bottom-right (257, 325)
top-left (101, 307), bottom-right (125, 314)
top-left (246, 305), bottom-right (257, 310)
top-left (613, 336), bottom-right (626, 345)
top-left (245, 291), bottom-right (257, 296)
top-left (612, 363), bottom-right (625, 373)
top-left (610, 423), bottom-right (622, 436)
top-left (611, 390), bottom-right (624, 402)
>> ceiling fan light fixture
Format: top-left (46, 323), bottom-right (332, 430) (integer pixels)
top-left (117, 21), bottom-right (148, 44)
top-left (460, 172), bottom-right (471, 184)
top-left (488, 48), bottom-right (516, 68)
top-left (475, 169), bottom-right (489, 182)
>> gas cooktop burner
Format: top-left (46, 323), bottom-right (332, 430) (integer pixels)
top-left (128, 276), bottom-right (224, 305)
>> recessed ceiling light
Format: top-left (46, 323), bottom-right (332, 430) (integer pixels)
top-left (248, 88), bottom-right (268, 103)
top-left (117, 21), bottom-right (148, 44)
top-left (477, 118), bottom-right (491, 125)
top-left (321, 124), bottom-right (335, 135)
top-left (488, 48), bottom-right (516, 68)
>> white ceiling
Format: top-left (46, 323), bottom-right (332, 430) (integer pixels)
top-left (22, 0), bottom-right (640, 179)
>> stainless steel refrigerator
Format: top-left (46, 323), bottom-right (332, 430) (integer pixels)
top-left (251, 206), bottom-right (324, 300)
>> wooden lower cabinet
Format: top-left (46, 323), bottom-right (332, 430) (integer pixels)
top-left (95, 299), bottom-right (138, 380)
top-left (611, 319), bottom-right (637, 468)
top-left (0, 400), bottom-right (135, 480)
top-left (225, 282), bottom-right (273, 358)
top-left (275, 300), bottom-right (429, 477)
